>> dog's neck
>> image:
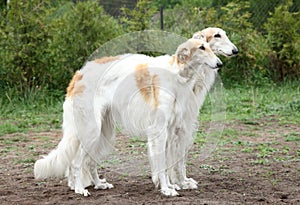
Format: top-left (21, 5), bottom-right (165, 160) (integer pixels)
top-left (177, 61), bottom-right (217, 103)
top-left (177, 59), bottom-right (201, 80)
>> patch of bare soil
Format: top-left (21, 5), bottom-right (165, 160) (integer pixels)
top-left (0, 118), bottom-right (299, 205)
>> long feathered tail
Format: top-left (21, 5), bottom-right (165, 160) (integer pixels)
top-left (34, 99), bottom-right (79, 179)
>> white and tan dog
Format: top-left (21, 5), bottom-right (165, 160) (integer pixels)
top-left (167, 27), bottom-right (238, 189)
top-left (71, 27), bottom-right (239, 192)
top-left (34, 38), bottom-right (222, 196)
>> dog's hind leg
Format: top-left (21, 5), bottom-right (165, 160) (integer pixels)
top-left (73, 145), bottom-right (90, 196)
top-left (67, 166), bottom-right (75, 190)
top-left (78, 111), bottom-right (115, 191)
top-left (93, 111), bottom-right (115, 189)
top-left (88, 159), bottom-right (114, 190)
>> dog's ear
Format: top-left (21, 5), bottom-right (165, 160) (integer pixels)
top-left (193, 32), bottom-right (206, 41)
top-left (177, 48), bottom-right (190, 64)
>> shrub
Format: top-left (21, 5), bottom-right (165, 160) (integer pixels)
top-left (120, 0), bottom-right (157, 32)
top-left (215, 0), bottom-right (272, 86)
top-left (0, 0), bottom-right (123, 95)
top-left (46, 1), bottom-right (123, 90)
top-left (264, 0), bottom-right (300, 81)
top-left (0, 1), bottom-right (55, 93)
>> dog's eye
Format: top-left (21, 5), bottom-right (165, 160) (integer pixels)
top-left (199, 45), bottom-right (205, 50)
top-left (214, 33), bottom-right (221, 38)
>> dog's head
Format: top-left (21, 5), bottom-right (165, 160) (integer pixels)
top-left (193, 27), bottom-right (238, 57)
top-left (175, 38), bottom-right (222, 69)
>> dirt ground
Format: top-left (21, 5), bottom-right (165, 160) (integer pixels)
top-left (0, 118), bottom-right (299, 205)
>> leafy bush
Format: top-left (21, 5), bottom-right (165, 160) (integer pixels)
top-left (215, 0), bottom-right (272, 86)
top-left (1, 0), bottom-right (299, 97)
top-left (120, 0), bottom-right (157, 32)
top-left (159, 0), bottom-right (272, 86)
top-left (0, 1), bottom-right (55, 93)
top-left (264, 0), bottom-right (300, 81)
top-left (46, 1), bottom-right (123, 90)
top-left (0, 0), bottom-right (123, 94)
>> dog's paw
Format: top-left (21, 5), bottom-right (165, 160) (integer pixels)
top-left (68, 183), bottom-right (75, 191)
top-left (106, 182), bottom-right (114, 189)
top-left (161, 188), bottom-right (179, 196)
top-left (75, 188), bottom-right (90, 196)
top-left (186, 177), bottom-right (198, 185)
top-left (181, 178), bottom-right (198, 190)
top-left (168, 183), bottom-right (181, 190)
top-left (94, 181), bottom-right (114, 190)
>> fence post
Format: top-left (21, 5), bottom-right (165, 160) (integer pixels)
top-left (160, 6), bottom-right (164, 30)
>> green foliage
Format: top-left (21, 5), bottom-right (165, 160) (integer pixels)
top-left (152, 3), bottom-right (218, 37)
top-left (215, 0), bottom-right (272, 86)
top-left (151, 0), bottom-right (182, 9)
top-left (1, 0), bottom-right (300, 96)
top-left (0, 1), bottom-right (55, 93)
top-left (46, 1), bottom-right (123, 90)
top-left (152, 0), bottom-right (212, 9)
top-left (120, 0), bottom-right (157, 32)
top-left (0, 0), bottom-right (123, 94)
top-left (264, 0), bottom-right (300, 81)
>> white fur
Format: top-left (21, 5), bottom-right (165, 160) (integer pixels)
top-left (34, 38), bottom-right (222, 196)
top-left (168, 27), bottom-right (238, 188)
top-left (76, 27), bottom-right (238, 190)
top-left (34, 99), bottom-right (79, 179)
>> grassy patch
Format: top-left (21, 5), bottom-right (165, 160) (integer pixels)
top-left (284, 132), bottom-right (300, 142)
top-left (200, 82), bottom-right (300, 123)
top-left (0, 89), bottom-right (64, 136)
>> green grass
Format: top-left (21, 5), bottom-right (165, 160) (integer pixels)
top-left (200, 82), bottom-right (300, 123)
top-left (284, 132), bottom-right (300, 142)
top-left (0, 88), bottom-right (64, 136)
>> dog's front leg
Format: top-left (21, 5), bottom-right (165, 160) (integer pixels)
top-left (148, 129), bottom-right (179, 196)
top-left (168, 130), bottom-right (198, 190)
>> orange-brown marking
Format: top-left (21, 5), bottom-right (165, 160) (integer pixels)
top-left (152, 74), bottom-right (160, 108)
top-left (169, 56), bottom-right (178, 66)
top-left (93, 56), bottom-right (120, 64)
top-left (134, 64), bottom-right (160, 108)
top-left (66, 71), bottom-right (85, 98)
top-left (203, 28), bottom-right (215, 42)
top-left (206, 35), bottom-right (213, 42)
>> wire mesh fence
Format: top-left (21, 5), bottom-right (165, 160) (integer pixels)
top-left (97, 0), bottom-right (299, 32)
top-left (247, 0), bottom-right (299, 30)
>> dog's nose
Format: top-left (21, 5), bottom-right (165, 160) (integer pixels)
top-left (217, 62), bottom-right (223, 68)
top-left (232, 48), bottom-right (239, 55)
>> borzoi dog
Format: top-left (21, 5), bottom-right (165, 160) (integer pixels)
top-left (167, 27), bottom-right (238, 189)
top-left (67, 27), bottom-right (239, 192)
top-left (34, 38), bottom-right (222, 196)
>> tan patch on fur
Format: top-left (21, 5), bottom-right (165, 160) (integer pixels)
top-left (169, 56), bottom-right (181, 66)
top-left (66, 71), bottom-right (85, 98)
top-left (93, 56), bottom-right (120, 64)
top-left (169, 56), bottom-right (176, 65)
top-left (134, 64), bottom-right (160, 108)
top-left (202, 27), bottom-right (216, 43)
top-left (152, 74), bottom-right (160, 108)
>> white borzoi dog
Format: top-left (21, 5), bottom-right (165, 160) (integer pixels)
top-left (34, 38), bottom-right (222, 196)
top-left (167, 27), bottom-right (238, 189)
top-left (63, 27), bottom-right (239, 192)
